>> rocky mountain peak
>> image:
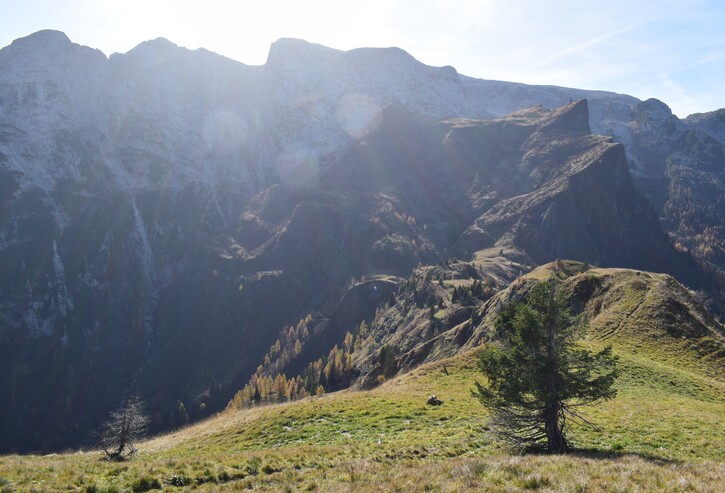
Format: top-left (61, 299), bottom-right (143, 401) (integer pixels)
top-left (636, 97), bottom-right (673, 115)
top-left (6, 29), bottom-right (72, 52)
top-left (0, 29), bottom-right (106, 83)
top-left (118, 36), bottom-right (187, 65)
top-left (265, 37), bottom-right (342, 69)
top-left (686, 108), bottom-right (725, 124)
top-left (632, 98), bottom-right (677, 128)
top-left (685, 108), bottom-right (725, 146)
top-left (538, 99), bottom-right (591, 135)
top-left (129, 36), bottom-right (180, 53)
top-left (345, 45), bottom-right (418, 69)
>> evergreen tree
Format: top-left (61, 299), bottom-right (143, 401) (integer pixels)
top-left (473, 281), bottom-right (618, 453)
top-left (318, 365), bottom-right (328, 390)
top-left (343, 331), bottom-right (354, 352)
top-left (176, 400), bottom-right (189, 425)
top-left (358, 320), bottom-right (369, 338)
top-left (378, 345), bottom-right (398, 379)
top-left (451, 286), bottom-right (460, 303)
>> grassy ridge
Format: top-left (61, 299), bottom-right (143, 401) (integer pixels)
top-left (1, 331), bottom-right (723, 492)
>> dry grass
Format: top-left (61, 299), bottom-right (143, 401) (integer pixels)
top-left (3, 446), bottom-right (722, 492)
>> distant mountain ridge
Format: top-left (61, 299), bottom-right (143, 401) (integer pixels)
top-left (0, 30), bottom-right (723, 453)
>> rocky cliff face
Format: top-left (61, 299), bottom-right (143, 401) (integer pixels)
top-left (462, 101), bottom-right (701, 285)
top-left (0, 30), bottom-right (723, 452)
top-left (685, 108), bottom-right (725, 146)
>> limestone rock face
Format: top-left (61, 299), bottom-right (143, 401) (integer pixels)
top-left (466, 101), bottom-right (700, 285)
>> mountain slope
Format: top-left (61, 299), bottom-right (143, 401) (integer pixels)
top-left (468, 262), bottom-right (724, 370)
top-left (351, 260), bottom-right (723, 390)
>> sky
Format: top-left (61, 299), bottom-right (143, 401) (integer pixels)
top-left (0, 0), bottom-right (723, 118)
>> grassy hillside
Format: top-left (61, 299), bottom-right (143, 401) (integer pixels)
top-left (1, 324), bottom-right (723, 492)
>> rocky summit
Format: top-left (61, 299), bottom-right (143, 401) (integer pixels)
top-left (0, 31), bottom-right (723, 453)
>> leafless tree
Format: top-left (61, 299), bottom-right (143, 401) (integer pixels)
top-left (99, 394), bottom-right (149, 460)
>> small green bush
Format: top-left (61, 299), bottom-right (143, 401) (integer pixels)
top-left (164, 475), bottom-right (190, 487)
top-left (521, 474), bottom-right (551, 490)
top-left (131, 475), bottom-right (161, 492)
top-left (246, 457), bottom-right (261, 476)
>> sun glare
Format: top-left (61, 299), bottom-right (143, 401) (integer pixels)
top-left (90, 0), bottom-right (397, 66)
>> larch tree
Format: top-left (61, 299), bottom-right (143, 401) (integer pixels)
top-left (99, 394), bottom-right (149, 460)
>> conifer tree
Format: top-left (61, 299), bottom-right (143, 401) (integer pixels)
top-left (378, 345), bottom-right (398, 379)
top-left (99, 395), bottom-right (149, 460)
top-left (176, 400), bottom-right (189, 425)
top-left (473, 281), bottom-right (618, 453)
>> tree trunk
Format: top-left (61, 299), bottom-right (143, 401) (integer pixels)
top-left (544, 305), bottom-right (567, 453)
top-left (544, 404), bottom-right (567, 453)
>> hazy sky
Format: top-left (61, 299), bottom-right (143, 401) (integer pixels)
top-left (1, 0), bottom-right (723, 117)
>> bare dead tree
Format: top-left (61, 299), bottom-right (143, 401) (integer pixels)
top-left (99, 394), bottom-right (149, 460)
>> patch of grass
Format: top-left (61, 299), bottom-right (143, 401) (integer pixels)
top-left (130, 474), bottom-right (161, 492)
top-left (443, 279), bottom-right (475, 288)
